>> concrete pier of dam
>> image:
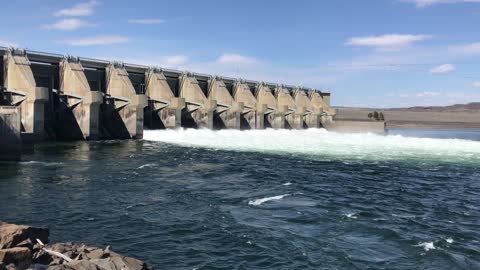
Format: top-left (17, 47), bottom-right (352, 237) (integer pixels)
top-left (208, 76), bottom-right (243, 129)
top-left (58, 57), bottom-right (103, 140)
top-left (0, 106), bottom-right (21, 161)
top-left (232, 80), bottom-right (258, 129)
top-left (179, 73), bottom-right (217, 129)
top-left (104, 63), bottom-right (147, 139)
top-left (145, 69), bottom-right (185, 129)
top-left (0, 46), bottom-right (385, 160)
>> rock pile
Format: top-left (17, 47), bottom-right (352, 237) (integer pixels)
top-left (0, 222), bottom-right (151, 270)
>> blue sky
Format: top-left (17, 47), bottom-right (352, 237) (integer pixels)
top-left (1, 0), bottom-right (480, 107)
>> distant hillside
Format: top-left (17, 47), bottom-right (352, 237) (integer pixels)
top-left (387, 102), bottom-right (480, 112)
top-left (335, 102), bottom-right (480, 112)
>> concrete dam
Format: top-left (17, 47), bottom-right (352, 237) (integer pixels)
top-left (0, 47), bottom-right (381, 161)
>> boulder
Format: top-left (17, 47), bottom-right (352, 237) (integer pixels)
top-left (84, 248), bottom-right (105, 260)
top-left (88, 258), bottom-right (116, 270)
top-left (67, 260), bottom-right (100, 270)
top-left (0, 247), bottom-right (32, 270)
top-left (0, 222), bottom-right (49, 249)
top-left (0, 222), bottom-right (151, 270)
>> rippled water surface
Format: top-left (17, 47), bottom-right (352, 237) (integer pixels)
top-left (1, 129), bottom-right (479, 269)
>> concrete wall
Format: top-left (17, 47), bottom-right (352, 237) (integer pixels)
top-left (0, 106), bottom-right (21, 161)
top-left (324, 120), bottom-right (386, 134)
top-left (335, 108), bottom-right (480, 128)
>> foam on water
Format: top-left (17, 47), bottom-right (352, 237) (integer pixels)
top-left (344, 213), bottom-right (358, 219)
top-left (248, 194), bottom-right (290, 206)
top-left (415, 242), bottom-right (436, 251)
top-left (18, 161), bottom-right (63, 166)
top-left (144, 129), bottom-right (480, 163)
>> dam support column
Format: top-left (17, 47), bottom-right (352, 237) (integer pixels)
top-left (104, 63), bottom-right (147, 139)
top-left (58, 57), bottom-right (103, 139)
top-left (271, 106), bottom-right (286, 129)
top-left (3, 49), bottom-right (48, 140)
top-left (208, 77), bottom-right (243, 129)
top-left (309, 90), bottom-right (332, 128)
top-left (305, 111), bottom-right (321, 128)
top-left (292, 106), bottom-right (307, 129)
top-left (145, 69), bottom-right (185, 129)
top-left (275, 85), bottom-right (297, 129)
top-left (293, 88), bottom-right (320, 128)
top-left (255, 83), bottom-right (280, 129)
top-left (233, 81), bottom-right (257, 129)
top-left (179, 73), bottom-right (217, 129)
top-left (0, 106), bottom-right (21, 161)
top-left (255, 104), bottom-right (266, 129)
top-left (320, 91), bottom-right (336, 125)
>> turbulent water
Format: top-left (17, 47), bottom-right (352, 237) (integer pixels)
top-left (1, 128), bottom-right (480, 269)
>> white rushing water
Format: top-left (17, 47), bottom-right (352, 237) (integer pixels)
top-left (143, 129), bottom-right (480, 163)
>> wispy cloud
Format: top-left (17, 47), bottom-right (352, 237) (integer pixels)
top-left (217, 54), bottom-right (258, 65)
top-left (55, 0), bottom-right (99, 17)
top-left (159, 55), bottom-right (189, 68)
top-left (0, 39), bottom-right (18, 47)
top-left (473, 81), bottom-right (480, 88)
top-left (42, 18), bottom-right (94, 31)
top-left (400, 0), bottom-right (480, 8)
top-left (429, 63), bottom-right (455, 74)
top-left (128, 19), bottom-right (165, 25)
top-left (345, 34), bottom-right (433, 50)
top-left (450, 42), bottom-right (480, 55)
top-left (56, 35), bottom-right (129, 46)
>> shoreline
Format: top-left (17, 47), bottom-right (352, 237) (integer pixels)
top-left (0, 222), bottom-right (152, 270)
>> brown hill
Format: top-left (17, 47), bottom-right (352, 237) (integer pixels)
top-left (387, 102), bottom-right (480, 112)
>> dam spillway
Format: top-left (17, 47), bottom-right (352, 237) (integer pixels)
top-left (0, 47), bottom-right (344, 160)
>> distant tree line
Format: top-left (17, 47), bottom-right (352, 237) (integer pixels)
top-left (368, 111), bottom-right (385, 121)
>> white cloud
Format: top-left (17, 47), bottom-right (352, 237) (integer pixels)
top-left (0, 39), bottom-right (18, 47)
top-left (55, 0), bottom-right (99, 17)
top-left (429, 64), bottom-right (455, 74)
top-left (415, 91), bottom-right (441, 97)
top-left (159, 55), bottom-right (189, 68)
top-left (128, 19), bottom-right (165, 24)
top-left (473, 81), bottom-right (480, 88)
top-left (450, 42), bottom-right (480, 55)
top-left (346, 34), bottom-right (432, 50)
top-left (217, 54), bottom-right (257, 65)
top-left (56, 35), bottom-right (129, 46)
top-left (400, 0), bottom-right (480, 8)
top-left (42, 19), bottom-right (93, 31)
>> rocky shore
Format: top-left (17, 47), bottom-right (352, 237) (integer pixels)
top-left (0, 222), bottom-right (152, 270)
